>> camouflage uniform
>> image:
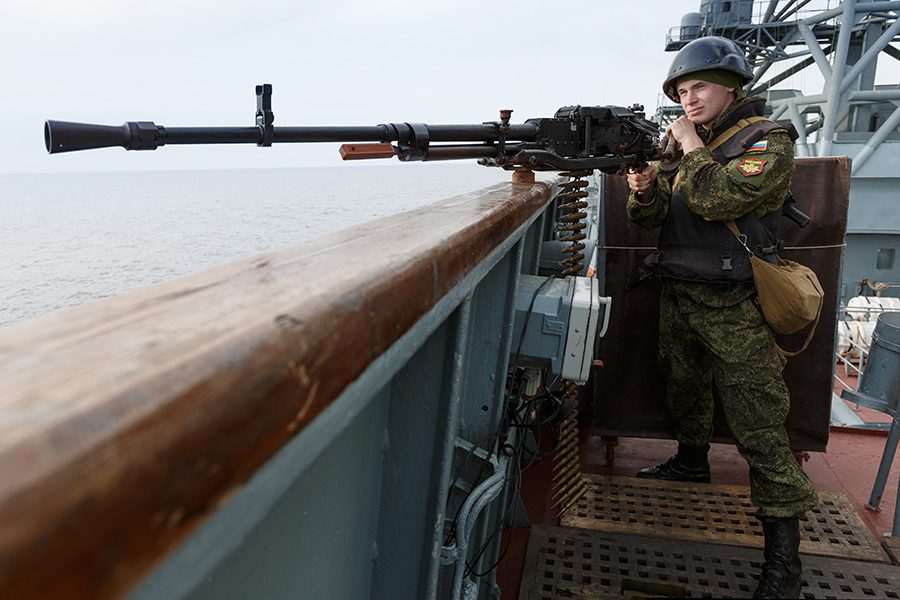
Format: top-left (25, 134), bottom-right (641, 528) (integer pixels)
top-left (626, 97), bottom-right (818, 519)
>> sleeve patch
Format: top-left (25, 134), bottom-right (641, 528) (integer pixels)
top-left (746, 140), bottom-right (768, 153)
top-left (736, 157), bottom-right (767, 176)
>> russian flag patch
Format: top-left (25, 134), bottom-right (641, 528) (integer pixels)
top-left (746, 140), bottom-right (768, 153)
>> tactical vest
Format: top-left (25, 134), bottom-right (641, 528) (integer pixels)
top-left (647, 107), bottom-right (790, 283)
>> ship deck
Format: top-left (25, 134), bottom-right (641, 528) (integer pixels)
top-left (498, 368), bottom-right (900, 599)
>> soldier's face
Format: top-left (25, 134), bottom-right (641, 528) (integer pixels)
top-left (676, 80), bottom-right (736, 128)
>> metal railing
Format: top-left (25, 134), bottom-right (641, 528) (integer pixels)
top-left (833, 298), bottom-right (900, 422)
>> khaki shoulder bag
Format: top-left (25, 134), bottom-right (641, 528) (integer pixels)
top-left (725, 221), bottom-right (824, 357)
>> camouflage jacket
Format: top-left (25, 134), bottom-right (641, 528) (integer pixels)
top-left (626, 96), bottom-right (795, 306)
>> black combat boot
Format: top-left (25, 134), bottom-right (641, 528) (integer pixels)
top-left (753, 517), bottom-right (802, 598)
top-left (635, 442), bottom-right (711, 483)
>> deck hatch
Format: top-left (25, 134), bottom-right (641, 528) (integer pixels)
top-left (560, 475), bottom-right (888, 563)
top-left (520, 525), bottom-right (900, 600)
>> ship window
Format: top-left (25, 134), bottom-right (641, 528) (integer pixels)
top-left (876, 248), bottom-right (895, 270)
top-left (722, 2), bottom-right (732, 12)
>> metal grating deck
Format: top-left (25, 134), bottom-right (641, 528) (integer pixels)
top-left (560, 475), bottom-right (888, 563)
top-left (520, 525), bottom-right (900, 600)
top-left (886, 536), bottom-right (900, 566)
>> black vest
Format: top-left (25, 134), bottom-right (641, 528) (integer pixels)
top-left (647, 101), bottom-right (786, 283)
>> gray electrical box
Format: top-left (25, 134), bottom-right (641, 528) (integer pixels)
top-left (510, 275), bottom-right (610, 384)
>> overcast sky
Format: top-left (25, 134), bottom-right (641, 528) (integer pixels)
top-left (2, 0), bottom-right (717, 174)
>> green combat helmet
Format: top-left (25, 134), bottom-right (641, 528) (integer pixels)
top-left (663, 36), bottom-right (753, 102)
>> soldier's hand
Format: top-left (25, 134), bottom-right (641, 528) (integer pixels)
top-left (626, 164), bottom-right (657, 197)
top-left (665, 116), bottom-right (704, 154)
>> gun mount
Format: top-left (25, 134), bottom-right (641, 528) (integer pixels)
top-left (45, 84), bottom-right (668, 173)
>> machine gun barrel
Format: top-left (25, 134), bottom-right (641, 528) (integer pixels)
top-left (44, 122), bottom-right (541, 153)
top-left (45, 84), bottom-right (666, 172)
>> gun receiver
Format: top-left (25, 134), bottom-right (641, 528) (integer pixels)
top-left (45, 84), bottom-right (667, 173)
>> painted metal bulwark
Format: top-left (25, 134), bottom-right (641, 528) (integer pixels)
top-left (0, 179), bottom-right (555, 599)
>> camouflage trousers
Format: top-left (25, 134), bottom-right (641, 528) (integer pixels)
top-left (658, 281), bottom-right (818, 519)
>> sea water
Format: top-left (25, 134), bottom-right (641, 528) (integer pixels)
top-left (0, 164), bottom-right (511, 326)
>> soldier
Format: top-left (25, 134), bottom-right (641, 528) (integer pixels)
top-left (625, 36), bottom-right (817, 599)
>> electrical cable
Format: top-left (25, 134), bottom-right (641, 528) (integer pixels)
top-left (464, 425), bottom-right (526, 578)
top-left (443, 429), bottom-right (503, 546)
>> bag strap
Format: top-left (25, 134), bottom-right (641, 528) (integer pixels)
top-left (707, 116), bottom-right (770, 152)
top-left (775, 287), bottom-right (823, 357)
top-left (671, 117), bottom-right (769, 190)
top-left (724, 220), bottom-right (742, 238)
top-left (724, 220), bottom-right (753, 256)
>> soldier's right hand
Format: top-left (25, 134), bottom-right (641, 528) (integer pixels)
top-left (626, 164), bottom-right (658, 196)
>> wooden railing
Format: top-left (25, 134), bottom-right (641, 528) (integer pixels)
top-left (0, 179), bottom-right (553, 599)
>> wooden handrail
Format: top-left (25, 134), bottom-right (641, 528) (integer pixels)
top-left (0, 180), bottom-right (552, 598)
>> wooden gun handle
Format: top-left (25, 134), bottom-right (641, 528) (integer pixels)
top-left (339, 143), bottom-right (396, 160)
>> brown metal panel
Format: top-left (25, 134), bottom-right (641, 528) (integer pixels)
top-left (593, 157), bottom-right (850, 452)
top-left (0, 180), bottom-right (552, 599)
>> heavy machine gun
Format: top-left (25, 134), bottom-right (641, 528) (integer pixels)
top-left (45, 84), bottom-right (668, 173)
top-left (42, 82), bottom-right (810, 391)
